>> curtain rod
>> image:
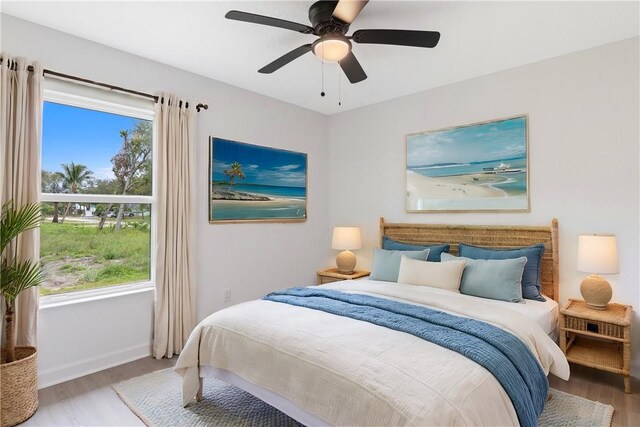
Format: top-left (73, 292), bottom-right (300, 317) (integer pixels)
top-left (0, 58), bottom-right (209, 112)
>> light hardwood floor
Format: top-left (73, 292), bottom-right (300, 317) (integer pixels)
top-left (22, 357), bottom-right (639, 426)
top-left (549, 364), bottom-right (639, 427)
top-left (23, 357), bottom-right (175, 426)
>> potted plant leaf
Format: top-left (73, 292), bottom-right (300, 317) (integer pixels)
top-left (1, 201), bottom-right (43, 427)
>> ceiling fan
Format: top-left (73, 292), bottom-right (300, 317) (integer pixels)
top-left (225, 0), bottom-right (441, 84)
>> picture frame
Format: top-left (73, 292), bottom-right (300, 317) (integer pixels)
top-left (209, 137), bottom-right (308, 223)
top-left (406, 115), bottom-right (529, 212)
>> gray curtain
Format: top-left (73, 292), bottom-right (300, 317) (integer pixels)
top-left (0, 54), bottom-right (43, 347)
top-left (153, 94), bottom-right (196, 358)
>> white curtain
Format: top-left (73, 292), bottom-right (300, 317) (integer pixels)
top-left (0, 54), bottom-right (43, 347)
top-left (153, 94), bottom-right (196, 359)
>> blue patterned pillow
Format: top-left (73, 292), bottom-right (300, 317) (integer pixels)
top-left (382, 236), bottom-right (449, 262)
top-left (458, 243), bottom-right (546, 301)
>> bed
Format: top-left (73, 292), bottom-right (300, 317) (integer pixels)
top-left (175, 218), bottom-right (569, 426)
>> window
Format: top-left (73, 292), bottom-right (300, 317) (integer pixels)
top-left (40, 79), bottom-right (155, 299)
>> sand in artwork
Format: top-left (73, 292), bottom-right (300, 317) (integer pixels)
top-left (406, 171), bottom-right (528, 210)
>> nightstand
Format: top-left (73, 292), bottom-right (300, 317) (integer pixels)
top-left (559, 298), bottom-right (633, 393)
top-left (316, 268), bottom-right (370, 285)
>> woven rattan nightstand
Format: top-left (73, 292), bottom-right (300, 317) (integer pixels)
top-left (316, 268), bottom-right (370, 285)
top-left (559, 298), bottom-right (633, 393)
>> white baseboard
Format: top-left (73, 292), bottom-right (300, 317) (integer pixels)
top-left (38, 342), bottom-right (152, 389)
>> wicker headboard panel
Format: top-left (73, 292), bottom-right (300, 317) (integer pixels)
top-left (379, 218), bottom-right (560, 302)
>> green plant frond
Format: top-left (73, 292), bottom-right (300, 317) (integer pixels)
top-left (0, 201), bottom-right (42, 253)
top-left (0, 259), bottom-right (43, 305)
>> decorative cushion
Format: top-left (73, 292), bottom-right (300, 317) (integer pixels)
top-left (397, 255), bottom-right (466, 292)
top-left (370, 248), bottom-right (430, 282)
top-left (441, 253), bottom-right (526, 302)
top-left (382, 236), bottom-right (450, 262)
top-left (458, 243), bottom-right (546, 302)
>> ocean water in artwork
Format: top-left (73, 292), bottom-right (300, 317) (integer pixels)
top-left (212, 199), bottom-right (306, 221)
top-left (228, 184), bottom-right (306, 199)
top-left (406, 116), bottom-right (528, 211)
top-left (410, 157), bottom-right (527, 196)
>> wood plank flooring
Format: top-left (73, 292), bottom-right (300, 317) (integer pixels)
top-left (21, 357), bottom-right (639, 426)
top-left (23, 357), bottom-right (175, 426)
top-left (549, 364), bottom-right (639, 427)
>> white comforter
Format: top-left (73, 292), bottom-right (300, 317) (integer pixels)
top-left (175, 280), bottom-right (569, 426)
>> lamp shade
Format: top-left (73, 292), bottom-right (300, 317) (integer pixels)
top-left (332, 227), bottom-right (362, 250)
top-left (577, 234), bottom-right (618, 274)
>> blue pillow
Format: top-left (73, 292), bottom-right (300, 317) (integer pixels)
top-left (382, 236), bottom-right (449, 262)
top-left (458, 243), bottom-right (546, 302)
top-left (370, 248), bottom-right (430, 282)
top-left (441, 253), bottom-right (525, 303)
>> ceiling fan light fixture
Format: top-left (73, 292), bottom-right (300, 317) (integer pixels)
top-left (227, 0), bottom-right (440, 84)
top-left (312, 35), bottom-right (351, 62)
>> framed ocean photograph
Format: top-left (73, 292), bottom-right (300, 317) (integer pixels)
top-left (406, 115), bottom-right (529, 212)
top-left (209, 137), bottom-right (307, 223)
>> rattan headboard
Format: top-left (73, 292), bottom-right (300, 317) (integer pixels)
top-left (379, 218), bottom-right (560, 302)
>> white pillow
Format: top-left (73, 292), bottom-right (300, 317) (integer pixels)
top-left (397, 255), bottom-right (466, 292)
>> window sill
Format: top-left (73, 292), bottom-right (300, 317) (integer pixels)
top-left (39, 282), bottom-right (154, 309)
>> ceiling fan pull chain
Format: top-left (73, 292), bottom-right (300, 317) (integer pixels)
top-left (320, 44), bottom-right (326, 97)
top-left (338, 64), bottom-right (342, 106)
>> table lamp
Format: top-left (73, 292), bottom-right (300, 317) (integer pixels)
top-left (332, 226), bottom-right (362, 274)
top-left (577, 234), bottom-right (618, 310)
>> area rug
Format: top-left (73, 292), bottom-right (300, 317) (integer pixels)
top-left (113, 368), bottom-right (614, 427)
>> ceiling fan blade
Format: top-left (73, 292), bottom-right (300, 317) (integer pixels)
top-left (352, 29), bottom-right (441, 48)
top-left (225, 10), bottom-right (313, 34)
top-left (339, 52), bottom-right (367, 83)
top-left (331, 0), bottom-right (369, 24)
top-left (259, 44), bottom-right (313, 74)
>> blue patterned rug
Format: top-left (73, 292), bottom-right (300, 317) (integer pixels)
top-left (113, 368), bottom-right (613, 427)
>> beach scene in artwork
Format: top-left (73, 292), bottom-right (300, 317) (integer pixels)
top-left (406, 116), bottom-right (528, 211)
top-left (211, 138), bottom-right (307, 221)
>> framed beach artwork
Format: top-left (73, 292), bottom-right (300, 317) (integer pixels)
top-left (209, 137), bottom-right (307, 223)
top-left (406, 115), bottom-right (529, 212)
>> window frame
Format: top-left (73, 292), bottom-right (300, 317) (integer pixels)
top-left (39, 83), bottom-right (157, 307)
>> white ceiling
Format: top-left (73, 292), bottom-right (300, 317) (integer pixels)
top-left (2, 1), bottom-right (639, 115)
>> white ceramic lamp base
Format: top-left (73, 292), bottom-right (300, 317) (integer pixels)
top-left (580, 274), bottom-right (612, 310)
top-left (336, 250), bottom-right (356, 274)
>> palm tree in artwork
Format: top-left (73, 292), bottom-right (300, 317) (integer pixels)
top-left (223, 162), bottom-right (245, 185)
top-left (58, 162), bottom-right (93, 223)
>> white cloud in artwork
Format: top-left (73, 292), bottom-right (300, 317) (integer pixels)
top-left (213, 160), bottom-right (231, 170)
top-left (406, 141), bottom-right (444, 167)
top-left (494, 144), bottom-right (526, 158)
top-left (274, 164), bottom-right (301, 172)
top-left (216, 162), bottom-right (259, 171)
top-left (251, 169), bottom-right (305, 186)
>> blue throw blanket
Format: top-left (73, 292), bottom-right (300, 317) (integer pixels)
top-left (263, 287), bottom-right (548, 427)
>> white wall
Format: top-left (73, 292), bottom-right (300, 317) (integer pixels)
top-left (36, 290), bottom-right (154, 387)
top-left (328, 37), bottom-right (640, 376)
top-left (1, 14), bottom-right (330, 388)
